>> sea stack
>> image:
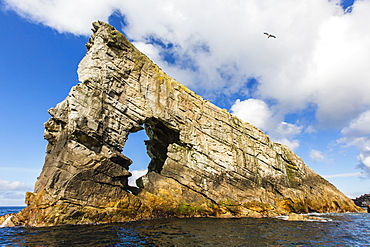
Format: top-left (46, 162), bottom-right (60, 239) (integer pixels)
top-left (2, 21), bottom-right (364, 226)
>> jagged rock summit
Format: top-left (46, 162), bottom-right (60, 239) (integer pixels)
top-left (1, 21), bottom-right (363, 226)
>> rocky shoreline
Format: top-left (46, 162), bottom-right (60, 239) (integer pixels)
top-left (353, 194), bottom-right (370, 207)
top-left (352, 194), bottom-right (370, 212)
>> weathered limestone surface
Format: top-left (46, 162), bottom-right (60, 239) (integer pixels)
top-left (3, 22), bottom-right (364, 226)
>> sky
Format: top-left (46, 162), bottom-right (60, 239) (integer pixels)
top-left (1, 0), bottom-right (370, 206)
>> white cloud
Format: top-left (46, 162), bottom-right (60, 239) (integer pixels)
top-left (230, 99), bottom-right (274, 131)
top-left (276, 138), bottom-right (300, 151)
top-left (4, 0), bottom-right (370, 125)
top-left (131, 42), bottom-right (161, 62)
top-left (271, 122), bottom-right (303, 150)
top-left (338, 110), bottom-right (370, 175)
top-left (322, 172), bottom-right (363, 178)
top-left (3, 0), bottom-right (117, 35)
top-left (341, 110), bottom-right (370, 138)
top-left (310, 149), bottom-right (326, 162)
top-left (0, 180), bottom-right (33, 191)
top-left (230, 98), bottom-right (302, 150)
top-left (128, 169), bottom-right (148, 187)
top-left (4, 0), bottom-right (370, 173)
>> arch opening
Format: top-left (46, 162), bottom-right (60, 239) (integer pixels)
top-left (122, 129), bottom-right (150, 188)
top-left (144, 118), bottom-right (180, 174)
top-left (122, 118), bottom-right (180, 191)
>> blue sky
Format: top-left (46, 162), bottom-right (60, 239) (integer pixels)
top-left (1, 0), bottom-right (370, 206)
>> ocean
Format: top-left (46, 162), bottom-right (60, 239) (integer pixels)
top-left (0, 207), bottom-right (369, 246)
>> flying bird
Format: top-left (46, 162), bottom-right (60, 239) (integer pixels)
top-left (264, 32), bottom-right (276, 39)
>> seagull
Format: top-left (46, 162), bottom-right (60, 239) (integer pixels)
top-left (264, 32), bottom-right (276, 39)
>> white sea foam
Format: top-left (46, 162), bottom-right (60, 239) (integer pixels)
top-left (0, 215), bottom-right (14, 228)
top-left (275, 215), bottom-right (289, 221)
top-left (275, 214), bottom-right (332, 222)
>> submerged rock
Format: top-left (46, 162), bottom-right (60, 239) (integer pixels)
top-left (2, 21), bottom-right (364, 226)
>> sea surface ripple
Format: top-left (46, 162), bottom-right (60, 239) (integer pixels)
top-left (1, 207), bottom-right (369, 246)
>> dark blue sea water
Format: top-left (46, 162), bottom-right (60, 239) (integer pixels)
top-left (1, 207), bottom-right (369, 246)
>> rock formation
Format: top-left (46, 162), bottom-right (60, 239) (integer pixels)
top-left (1, 21), bottom-right (364, 227)
top-left (353, 194), bottom-right (370, 208)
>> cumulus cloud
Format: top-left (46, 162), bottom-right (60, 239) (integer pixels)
top-left (3, 0), bottom-right (370, 173)
top-left (274, 122), bottom-right (302, 149)
top-left (341, 110), bottom-right (370, 138)
top-left (310, 149), bottom-right (326, 162)
top-left (4, 0), bottom-right (370, 124)
top-left (230, 98), bottom-right (302, 150)
top-left (338, 110), bottom-right (370, 175)
top-left (230, 99), bottom-right (275, 131)
top-left (2, 0), bottom-right (117, 35)
top-left (128, 169), bottom-right (148, 187)
top-left (0, 180), bottom-right (33, 191)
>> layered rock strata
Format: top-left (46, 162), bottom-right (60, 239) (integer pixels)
top-left (2, 21), bottom-right (363, 226)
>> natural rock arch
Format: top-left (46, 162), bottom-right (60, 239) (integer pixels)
top-left (3, 21), bottom-right (363, 226)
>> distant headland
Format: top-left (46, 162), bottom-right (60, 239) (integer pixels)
top-left (353, 194), bottom-right (370, 212)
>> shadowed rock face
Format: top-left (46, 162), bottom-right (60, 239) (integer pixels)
top-left (353, 194), bottom-right (370, 207)
top-left (3, 21), bottom-right (363, 226)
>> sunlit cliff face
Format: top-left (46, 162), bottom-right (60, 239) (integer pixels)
top-left (0, 21), bottom-right (363, 227)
